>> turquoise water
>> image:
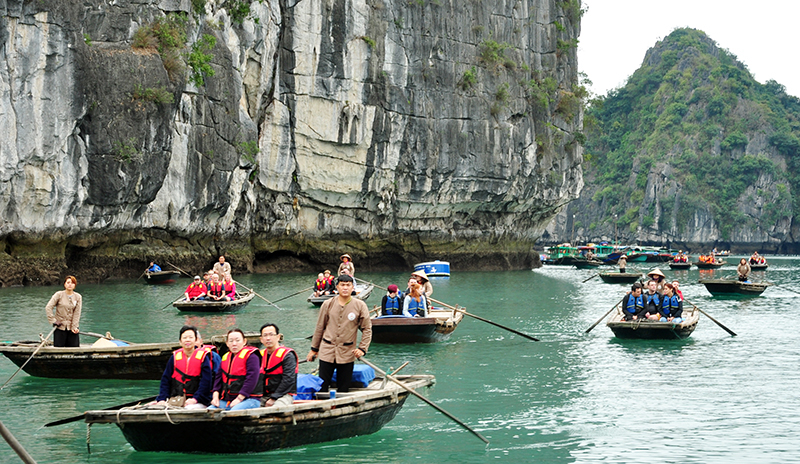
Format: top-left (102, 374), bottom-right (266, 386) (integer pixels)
top-left (1, 258), bottom-right (799, 463)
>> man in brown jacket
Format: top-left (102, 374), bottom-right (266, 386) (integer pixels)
top-left (307, 274), bottom-right (372, 392)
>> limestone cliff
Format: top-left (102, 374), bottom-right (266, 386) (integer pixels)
top-left (0, 0), bottom-right (583, 285)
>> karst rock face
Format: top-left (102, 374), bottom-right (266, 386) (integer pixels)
top-left (0, 0), bottom-right (583, 285)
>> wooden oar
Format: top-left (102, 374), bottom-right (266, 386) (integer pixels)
top-left (359, 357), bottom-right (489, 444)
top-left (43, 395), bottom-right (158, 427)
top-left (167, 261), bottom-right (193, 278)
top-left (429, 297), bottom-right (539, 342)
top-left (766, 282), bottom-right (800, 296)
top-left (78, 331), bottom-right (132, 345)
top-left (582, 274), bottom-right (598, 283)
top-left (585, 297), bottom-right (624, 334)
top-left (235, 281), bottom-right (282, 310)
top-left (271, 286), bottom-right (314, 304)
top-left (685, 299), bottom-right (737, 337)
top-left (135, 269), bottom-right (147, 282)
top-left (0, 327), bottom-right (57, 391)
top-left (0, 420), bottom-right (37, 464)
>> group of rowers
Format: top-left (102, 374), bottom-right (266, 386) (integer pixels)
top-left (153, 324), bottom-right (298, 411)
top-left (622, 269), bottom-right (684, 323)
top-left (180, 256), bottom-right (241, 302)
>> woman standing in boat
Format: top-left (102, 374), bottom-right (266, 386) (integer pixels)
top-left (737, 258), bottom-right (751, 282)
top-left (210, 329), bottom-right (261, 411)
top-left (338, 254), bottom-right (355, 277)
top-left (155, 325), bottom-right (213, 409)
top-left (45, 275), bottom-right (82, 347)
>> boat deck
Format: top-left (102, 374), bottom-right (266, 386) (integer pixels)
top-left (606, 306), bottom-right (699, 339)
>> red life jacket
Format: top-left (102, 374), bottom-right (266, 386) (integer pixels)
top-left (207, 282), bottom-right (227, 297)
top-left (259, 346), bottom-right (298, 396)
top-left (315, 279), bottom-right (327, 291)
top-left (170, 348), bottom-right (209, 398)
top-left (185, 282), bottom-right (206, 298)
top-left (220, 346), bottom-right (259, 400)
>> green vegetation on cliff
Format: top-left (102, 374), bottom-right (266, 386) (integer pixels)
top-left (584, 28), bottom-right (800, 240)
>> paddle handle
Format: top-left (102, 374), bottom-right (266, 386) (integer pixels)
top-left (0, 420), bottom-right (37, 464)
top-left (429, 297), bottom-right (539, 342)
top-left (360, 358), bottom-right (489, 444)
top-left (686, 299), bottom-right (737, 337)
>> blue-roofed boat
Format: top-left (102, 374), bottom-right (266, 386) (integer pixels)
top-left (414, 260), bottom-right (450, 277)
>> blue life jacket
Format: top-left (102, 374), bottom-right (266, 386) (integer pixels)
top-left (384, 295), bottom-right (401, 315)
top-left (645, 293), bottom-right (660, 308)
top-left (406, 298), bottom-right (426, 317)
top-left (148, 264), bottom-right (161, 272)
top-left (661, 295), bottom-right (681, 317)
top-left (624, 294), bottom-right (643, 314)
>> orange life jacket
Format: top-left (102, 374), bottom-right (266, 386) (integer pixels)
top-left (170, 348), bottom-right (209, 397)
top-left (220, 346), bottom-right (259, 400)
top-left (207, 282), bottom-right (227, 297)
top-left (259, 346), bottom-right (298, 396)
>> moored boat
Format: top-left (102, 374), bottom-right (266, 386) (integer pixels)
top-left (172, 290), bottom-right (256, 312)
top-left (414, 260), bottom-right (450, 277)
top-left (598, 272), bottom-right (644, 284)
top-left (668, 262), bottom-right (692, 270)
top-left (370, 306), bottom-right (464, 343)
top-left (606, 305), bottom-right (699, 339)
top-left (307, 283), bottom-right (374, 306)
top-left (699, 279), bottom-right (772, 296)
top-left (143, 270), bottom-right (181, 284)
top-left (84, 374), bottom-right (436, 453)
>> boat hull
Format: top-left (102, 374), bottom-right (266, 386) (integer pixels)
top-left (598, 273), bottom-right (643, 284)
top-left (750, 263), bottom-right (768, 270)
top-left (308, 284), bottom-right (373, 306)
top-left (143, 271), bottom-right (181, 284)
top-left (694, 261), bottom-right (725, 269)
top-left (606, 309), bottom-right (699, 340)
top-left (371, 311), bottom-right (461, 343)
top-left (414, 261), bottom-right (450, 277)
top-left (699, 279), bottom-right (771, 296)
top-left (0, 342), bottom-right (178, 379)
top-left (668, 262), bottom-right (692, 270)
top-left (173, 291), bottom-right (256, 312)
top-left (573, 259), bottom-right (603, 269)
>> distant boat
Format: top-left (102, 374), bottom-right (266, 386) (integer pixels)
top-left (750, 263), bottom-right (768, 270)
top-left (699, 279), bottom-right (771, 296)
top-left (573, 259), bottom-right (603, 269)
top-left (173, 291), bottom-right (256, 312)
top-left (669, 262), bottom-right (692, 270)
top-left (414, 260), bottom-right (450, 277)
top-left (598, 272), bottom-right (644, 284)
top-left (307, 283), bottom-right (374, 306)
top-left (143, 271), bottom-right (181, 284)
top-left (695, 260), bottom-right (725, 269)
top-left (84, 374), bottom-right (436, 453)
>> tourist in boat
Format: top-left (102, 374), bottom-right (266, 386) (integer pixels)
top-left (183, 275), bottom-right (207, 301)
top-left (411, 270), bottom-right (433, 298)
top-left (647, 268), bottom-right (666, 294)
top-left (146, 262), bottom-right (162, 273)
top-left (45, 275), bottom-right (83, 347)
top-left (737, 258), bottom-right (751, 282)
top-left (642, 280), bottom-right (661, 321)
top-left (621, 283), bottom-right (644, 321)
top-left (381, 285), bottom-right (403, 316)
top-left (338, 254), bottom-right (355, 277)
top-left (195, 331), bottom-right (222, 380)
top-left (154, 325), bottom-right (213, 409)
top-left (206, 273), bottom-right (228, 301)
top-left (210, 329), bottom-right (261, 411)
top-left (222, 273), bottom-right (237, 300)
top-left (402, 282), bottom-right (427, 317)
top-left (656, 284), bottom-right (683, 323)
top-left (671, 280), bottom-right (684, 301)
top-left (258, 323), bottom-right (297, 408)
top-left (213, 255), bottom-right (231, 278)
top-left (306, 274), bottom-right (372, 393)
top-left (618, 254), bottom-right (627, 273)
top-left (313, 273), bottom-right (330, 297)
top-left (323, 270), bottom-right (335, 292)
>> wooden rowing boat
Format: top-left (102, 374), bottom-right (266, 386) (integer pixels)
top-left (84, 374), bottom-right (435, 453)
top-left (307, 283), bottom-right (374, 306)
top-left (699, 279), bottom-right (772, 296)
top-left (172, 291), bottom-right (255, 312)
top-left (143, 271), bottom-right (181, 284)
top-left (370, 307), bottom-right (464, 343)
top-left (694, 260), bottom-right (725, 269)
top-left (573, 259), bottom-right (603, 269)
top-left (598, 272), bottom-right (644, 284)
top-left (0, 340), bottom-right (179, 379)
top-left (606, 304), bottom-right (699, 339)
top-left (668, 262), bottom-right (692, 270)
top-left (750, 263), bottom-right (768, 270)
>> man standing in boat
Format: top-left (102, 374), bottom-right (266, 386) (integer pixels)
top-left (307, 275), bottom-right (372, 393)
top-left (258, 323), bottom-right (297, 408)
top-left (213, 255), bottom-right (231, 278)
top-left (618, 254), bottom-right (627, 273)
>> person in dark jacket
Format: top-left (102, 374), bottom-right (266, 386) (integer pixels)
top-left (154, 325), bottom-right (213, 409)
top-left (258, 323), bottom-right (297, 408)
top-left (381, 285), bottom-right (403, 316)
top-left (657, 283), bottom-right (683, 323)
top-left (622, 282), bottom-right (644, 321)
top-left (642, 280), bottom-right (661, 320)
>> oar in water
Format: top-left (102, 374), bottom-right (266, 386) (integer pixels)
top-left (585, 297), bottom-right (624, 334)
top-left (271, 286), bottom-right (314, 304)
top-left (167, 261), bottom-right (193, 278)
top-left (429, 297), bottom-right (539, 342)
top-left (359, 357), bottom-right (489, 444)
top-left (134, 269), bottom-right (147, 282)
top-left (235, 281), bottom-right (283, 310)
top-left (685, 299), bottom-right (737, 337)
top-left (0, 420), bottom-right (37, 464)
top-left (43, 395), bottom-right (158, 428)
top-left (0, 326), bottom-right (57, 391)
top-left (582, 274), bottom-right (599, 283)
